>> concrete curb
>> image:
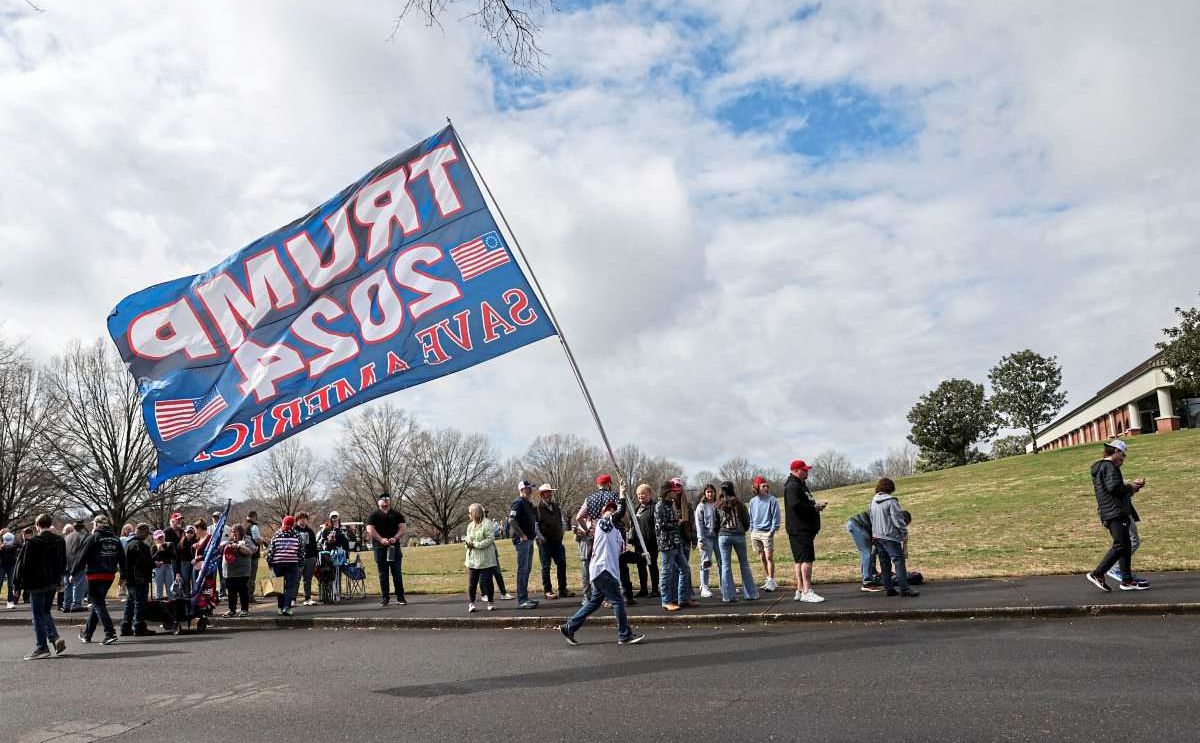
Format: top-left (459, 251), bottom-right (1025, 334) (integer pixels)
top-left (4, 602), bottom-right (1198, 631)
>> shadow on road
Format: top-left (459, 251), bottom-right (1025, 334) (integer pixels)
top-left (376, 623), bottom-right (976, 698)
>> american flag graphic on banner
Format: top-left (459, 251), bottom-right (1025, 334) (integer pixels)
top-left (154, 391), bottom-right (227, 442)
top-left (449, 231), bottom-right (510, 280)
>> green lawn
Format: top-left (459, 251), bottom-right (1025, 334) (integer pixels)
top-left (323, 429), bottom-right (1200, 594)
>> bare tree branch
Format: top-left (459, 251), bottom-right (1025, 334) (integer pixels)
top-left (0, 339), bottom-right (57, 528)
top-left (404, 427), bottom-right (496, 542)
top-left (247, 438), bottom-right (322, 523)
top-left (395, 0), bottom-right (554, 72)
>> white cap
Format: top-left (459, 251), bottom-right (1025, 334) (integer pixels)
top-left (517, 480), bottom-right (534, 492)
top-left (1107, 439), bottom-right (1127, 453)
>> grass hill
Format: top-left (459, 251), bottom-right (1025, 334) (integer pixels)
top-left (343, 429), bottom-right (1200, 593)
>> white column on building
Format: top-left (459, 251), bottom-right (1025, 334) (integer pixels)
top-left (1127, 402), bottom-right (1143, 433)
top-left (1157, 387), bottom-right (1174, 418)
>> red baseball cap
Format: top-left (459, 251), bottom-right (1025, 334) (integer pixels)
top-left (789, 459), bottom-right (812, 472)
top-left (669, 477), bottom-right (684, 491)
top-left (170, 512), bottom-right (183, 521)
top-left (752, 475), bottom-right (767, 486)
top-left (596, 474), bottom-right (613, 486)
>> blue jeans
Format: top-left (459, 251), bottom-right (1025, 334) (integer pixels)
top-left (698, 537), bottom-right (720, 589)
top-left (659, 547), bottom-right (689, 606)
top-left (679, 545), bottom-right (694, 601)
top-left (122, 583), bottom-right (149, 632)
top-left (153, 564), bottom-right (174, 599)
top-left (566, 572), bottom-right (633, 641)
top-left (718, 534), bottom-right (760, 602)
top-left (846, 521), bottom-right (878, 584)
top-left (83, 580), bottom-right (115, 638)
top-left (0, 564), bottom-right (14, 602)
top-left (514, 539), bottom-right (534, 603)
top-left (876, 538), bottom-right (909, 592)
top-left (373, 547), bottom-right (405, 600)
top-left (31, 589), bottom-right (59, 650)
top-left (63, 572), bottom-right (87, 609)
top-left (274, 563), bottom-right (300, 610)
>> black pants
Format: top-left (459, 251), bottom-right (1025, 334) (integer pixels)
top-left (619, 552), bottom-right (648, 599)
top-left (83, 580), bottom-right (115, 638)
top-left (1095, 518), bottom-right (1133, 580)
top-left (539, 539), bottom-right (569, 594)
top-left (374, 547), bottom-right (406, 600)
top-left (227, 576), bottom-right (250, 613)
top-left (489, 565), bottom-right (508, 596)
top-left (467, 568), bottom-right (495, 603)
top-left (122, 583), bottom-right (149, 632)
top-left (642, 549), bottom-right (659, 595)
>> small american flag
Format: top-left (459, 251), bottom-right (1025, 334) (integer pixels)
top-left (154, 391), bottom-right (227, 442)
top-left (449, 232), bottom-right (510, 280)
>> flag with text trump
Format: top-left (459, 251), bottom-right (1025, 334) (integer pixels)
top-left (107, 126), bottom-right (557, 489)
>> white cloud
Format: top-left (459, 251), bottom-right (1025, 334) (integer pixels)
top-left (1, 0), bottom-right (1198, 496)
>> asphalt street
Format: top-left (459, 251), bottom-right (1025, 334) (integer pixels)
top-left (4, 615), bottom-right (1199, 742)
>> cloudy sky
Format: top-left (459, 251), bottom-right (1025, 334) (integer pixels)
top-left (1, 0), bottom-right (1198, 494)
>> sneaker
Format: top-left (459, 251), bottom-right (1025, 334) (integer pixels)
top-left (283, 607), bottom-right (294, 616)
top-left (561, 590), bottom-right (576, 598)
top-left (518, 600), bottom-right (539, 610)
top-left (793, 590), bottom-right (803, 601)
top-left (133, 628), bottom-right (157, 636)
top-left (480, 595), bottom-right (489, 603)
top-left (900, 589), bottom-right (920, 598)
top-left (618, 633), bottom-right (645, 645)
top-left (1130, 576), bottom-right (1151, 588)
top-left (662, 603), bottom-right (681, 612)
top-left (699, 587), bottom-right (713, 598)
top-left (799, 590), bottom-right (825, 604)
top-left (1086, 572), bottom-right (1112, 593)
top-left (23, 647), bottom-right (51, 661)
top-left (487, 604), bottom-right (496, 612)
top-left (394, 597), bottom-right (407, 605)
top-left (886, 589), bottom-right (899, 596)
top-left (559, 624), bottom-right (579, 646)
top-left (102, 635), bottom-right (118, 646)
top-left (1119, 581), bottom-right (1148, 591)
top-left (861, 583), bottom-right (884, 593)
top-left (500, 593), bottom-right (515, 601)
top-left (78, 631), bottom-right (92, 644)
top-left (763, 577), bottom-right (778, 592)
top-left (468, 602), bottom-right (478, 613)
top-left (379, 598), bottom-right (390, 606)
top-left (1106, 567), bottom-right (1123, 582)
top-left (682, 600), bottom-right (700, 608)
top-left (544, 591), bottom-right (558, 600)
top-left (5, 601), bottom-right (14, 609)
top-left (237, 611), bottom-right (249, 618)
top-left (53, 638), bottom-right (67, 655)
top-left (303, 599), bottom-right (317, 606)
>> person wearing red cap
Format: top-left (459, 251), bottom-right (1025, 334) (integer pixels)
top-left (266, 516), bottom-right (303, 615)
top-left (572, 474), bottom-right (625, 604)
top-left (784, 459), bottom-right (826, 603)
top-left (748, 475), bottom-right (781, 592)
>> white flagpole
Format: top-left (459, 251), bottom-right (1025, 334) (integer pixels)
top-left (448, 119), bottom-right (649, 552)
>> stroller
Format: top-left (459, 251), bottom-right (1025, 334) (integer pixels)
top-left (146, 573), bottom-right (218, 634)
top-left (317, 548), bottom-right (347, 604)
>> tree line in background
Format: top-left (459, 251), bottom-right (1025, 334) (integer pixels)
top-left (3, 293), bottom-right (1197, 536)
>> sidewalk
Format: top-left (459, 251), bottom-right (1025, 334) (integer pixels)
top-left (3, 572), bottom-right (1196, 630)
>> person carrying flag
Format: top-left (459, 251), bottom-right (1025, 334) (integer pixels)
top-left (560, 497), bottom-right (644, 646)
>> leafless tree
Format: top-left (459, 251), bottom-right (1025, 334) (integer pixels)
top-left (0, 341), bottom-right (56, 529)
top-left (40, 339), bottom-right (216, 527)
top-left (884, 443), bottom-right (919, 479)
top-left (640, 456), bottom-right (685, 493)
top-left (522, 433), bottom-right (603, 514)
top-left (395, 0), bottom-right (555, 72)
top-left (247, 438), bottom-right (323, 523)
top-left (331, 403), bottom-right (420, 521)
top-left (405, 428), bottom-right (496, 542)
top-left (718, 456), bottom-right (762, 497)
top-left (807, 450), bottom-right (859, 491)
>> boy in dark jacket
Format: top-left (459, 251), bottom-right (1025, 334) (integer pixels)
top-left (72, 515), bottom-right (126, 645)
top-left (14, 513), bottom-right (67, 660)
top-left (122, 524), bottom-right (157, 636)
top-left (1086, 440), bottom-right (1147, 592)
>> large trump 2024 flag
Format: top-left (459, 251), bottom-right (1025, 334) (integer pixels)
top-left (108, 126), bottom-right (556, 489)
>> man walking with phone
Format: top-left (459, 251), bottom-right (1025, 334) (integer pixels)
top-left (1086, 439), bottom-right (1148, 592)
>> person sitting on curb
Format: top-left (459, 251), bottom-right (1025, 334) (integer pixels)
top-left (870, 478), bottom-right (918, 598)
top-left (1087, 439), bottom-right (1148, 592)
top-left (560, 498), bottom-right (645, 646)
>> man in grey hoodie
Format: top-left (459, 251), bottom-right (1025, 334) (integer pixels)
top-left (869, 478), bottom-right (918, 597)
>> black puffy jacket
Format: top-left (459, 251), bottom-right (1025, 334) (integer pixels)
top-left (1092, 459), bottom-right (1136, 523)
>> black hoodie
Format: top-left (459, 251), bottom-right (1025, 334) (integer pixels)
top-left (72, 526), bottom-right (126, 582)
top-left (14, 530), bottom-right (66, 593)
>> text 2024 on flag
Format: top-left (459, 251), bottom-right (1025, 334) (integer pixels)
top-left (107, 126), bottom-right (556, 488)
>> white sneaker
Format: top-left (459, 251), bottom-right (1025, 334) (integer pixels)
top-left (799, 590), bottom-right (825, 603)
top-left (468, 602), bottom-right (477, 613)
top-left (763, 578), bottom-right (778, 592)
top-left (793, 590), bottom-right (803, 601)
top-left (699, 587), bottom-right (713, 598)
top-left (5, 602), bottom-right (13, 609)
top-left (500, 593), bottom-right (515, 601)
top-left (480, 595), bottom-right (489, 603)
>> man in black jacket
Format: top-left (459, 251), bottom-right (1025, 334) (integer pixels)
top-left (72, 515), bottom-right (126, 645)
top-left (13, 513), bottom-right (67, 660)
top-left (535, 485), bottom-right (573, 599)
top-left (121, 524), bottom-right (157, 636)
top-left (1086, 440), bottom-right (1147, 592)
top-left (784, 459), bottom-right (826, 603)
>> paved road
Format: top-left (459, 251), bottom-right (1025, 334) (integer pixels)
top-left (4, 615), bottom-right (1199, 742)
